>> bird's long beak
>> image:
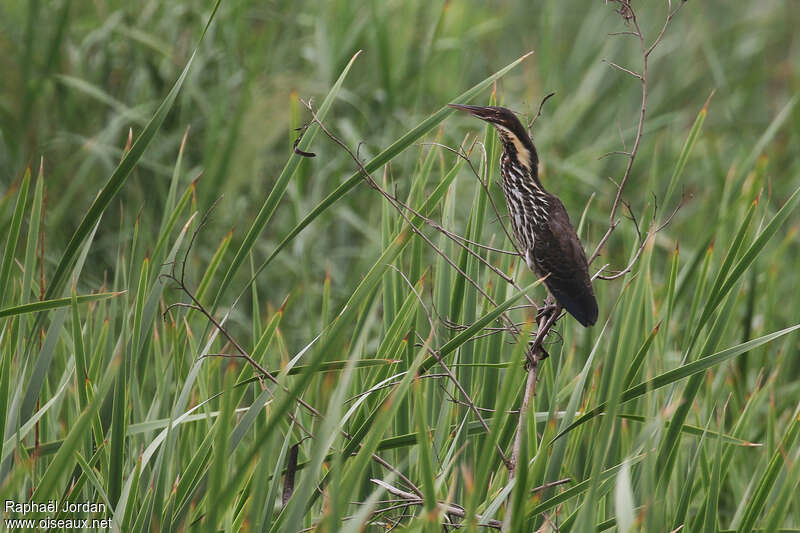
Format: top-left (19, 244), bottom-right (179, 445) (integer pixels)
top-left (448, 103), bottom-right (494, 122)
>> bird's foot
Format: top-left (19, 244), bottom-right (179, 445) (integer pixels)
top-left (524, 343), bottom-right (549, 370)
top-left (536, 302), bottom-right (558, 320)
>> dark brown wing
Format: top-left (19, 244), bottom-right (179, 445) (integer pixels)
top-left (531, 198), bottom-right (598, 326)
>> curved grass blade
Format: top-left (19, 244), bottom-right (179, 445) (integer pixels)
top-left (226, 52), bottom-right (533, 311)
top-left (21, 163), bottom-right (44, 303)
top-left (702, 185), bottom-right (800, 330)
top-left (622, 321), bottom-right (661, 389)
top-left (134, 212), bottom-right (195, 354)
top-left (553, 324), bottom-right (800, 442)
top-left (259, 418), bottom-right (296, 531)
top-left (662, 91), bottom-right (713, 211)
top-left (210, 50), bottom-right (363, 310)
top-left (0, 168), bottom-right (30, 306)
top-left (0, 341), bottom-right (9, 464)
top-left (761, 443), bottom-right (800, 532)
top-left (672, 411), bottom-right (715, 530)
top-left (617, 413), bottom-right (758, 447)
top-left (273, 358), bottom-right (399, 375)
top-left (282, 335), bottom-right (364, 533)
top-left (735, 403), bottom-right (800, 533)
top-left (523, 455), bottom-right (646, 521)
top-left (21, 217), bottom-right (100, 420)
top-left (203, 368), bottom-right (236, 532)
top-left (696, 197), bottom-right (758, 336)
top-left (0, 291), bottom-right (123, 319)
top-left (2, 359), bottom-right (74, 462)
top-left (704, 406), bottom-right (727, 533)
top-left (420, 278), bottom-right (542, 373)
top-left (42, 0), bottom-right (222, 303)
top-left (29, 356), bottom-right (119, 504)
top-left (73, 450), bottom-right (114, 513)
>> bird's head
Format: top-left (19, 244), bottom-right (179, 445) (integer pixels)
top-left (448, 104), bottom-right (538, 174)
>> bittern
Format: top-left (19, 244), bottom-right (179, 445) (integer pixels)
top-left (449, 104), bottom-right (598, 327)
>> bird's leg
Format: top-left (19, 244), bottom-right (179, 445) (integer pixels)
top-left (524, 333), bottom-right (547, 369)
top-left (536, 295), bottom-right (558, 320)
top-left (525, 343), bottom-right (549, 369)
top-left (526, 296), bottom-right (560, 367)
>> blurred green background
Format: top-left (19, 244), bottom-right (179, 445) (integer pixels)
top-left (2, 0), bottom-right (797, 340)
top-left (2, 0), bottom-right (800, 531)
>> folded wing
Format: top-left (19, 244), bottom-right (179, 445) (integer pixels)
top-left (531, 199), bottom-right (598, 327)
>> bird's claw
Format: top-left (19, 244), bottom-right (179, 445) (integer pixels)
top-left (524, 343), bottom-right (549, 370)
top-left (536, 302), bottom-right (558, 319)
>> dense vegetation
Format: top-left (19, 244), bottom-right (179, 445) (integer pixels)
top-left (1, 1), bottom-right (799, 531)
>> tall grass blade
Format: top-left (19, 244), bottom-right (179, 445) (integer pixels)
top-left (735, 403), bottom-right (800, 533)
top-left (41, 0), bottom-right (223, 302)
top-left (554, 324), bottom-right (800, 441)
top-left (0, 168), bottom-right (30, 306)
top-left (234, 53), bottom-right (532, 306)
top-left (211, 50), bottom-right (362, 310)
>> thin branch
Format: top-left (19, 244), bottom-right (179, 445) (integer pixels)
top-left (533, 478), bottom-right (572, 494)
top-left (504, 4), bottom-right (687, 511)
top-left (528, 91), bottom-right (556, 130)
top-left (508, 310), bottom-right (558, 475)
top-left (346, 373), bottom-right (450, 404)
top-left (599, 150), bottom-right (633, 160)
top-left (422, 338), bottom-right (512, 468)
top-left (163, 301), bottom-right (202, 314)
top-left (594, 239), bottom-right (648, 281)
top-left (589, 1), bottom-right (684, 267)
top-left (592, 191), bottom-right (686, 281)
top-left (162, 207), bottom-right (425, 502)
top-left (608, 30), bottom-right (640, 37)
top-left (445, 395), bottom-right (519, 415)
top-left (602, 59), bottom-right (643, 80)
top-left (645, 2), bottom-right (686, 58)
top-left (370, 479), bottom-right (504, 530)
top-left (299, 98), bottom-right (528, 341)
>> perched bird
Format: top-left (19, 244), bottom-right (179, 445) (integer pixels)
top-left (449, 104), bottom-right (598, 327)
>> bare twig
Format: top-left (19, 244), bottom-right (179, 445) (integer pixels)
top-left (602, 59), bottom-right (643, 80)
top-left (593, 192), bottom-right (685, 281)
top-left (589, 0), bottom-right (686, 267)
top-left (162, 205), bottom-right (425, 501)
top-left (533, 477), bottom-right (572, 494)
top-left (599, 150), bottom-right (633, 160)
top-left (608, 30), bottom-right (640, 37)
top-left (424, 137), bottom-right (543, 315)
top-left (502, 3), bottom-right (688, 518)
top-left (346, 373), bottom-right (450, 403)
top-left (299, 98), bottom-right (530, 342)
top-left (528, 91), bottom-right (557, 130)
top-left (423, 339), bottom-right (512, 468)
top-left (370, 479), bottom-right (504, 529)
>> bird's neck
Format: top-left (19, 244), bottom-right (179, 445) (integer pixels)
top-left (496, 127), bottom-right (543, 186)
top-left (500, 148), bottom-right (547, 196)
top-left (499, 151), bottom-right (552, 230)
